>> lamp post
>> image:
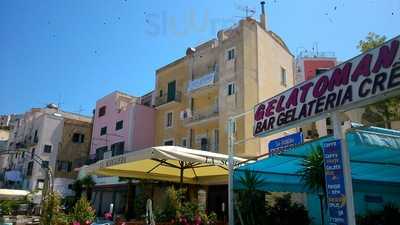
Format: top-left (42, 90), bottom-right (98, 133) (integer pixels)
top-left (227, 110), bottom-right (252, 225)
top-left (227, 118), bottom-right (235, 225)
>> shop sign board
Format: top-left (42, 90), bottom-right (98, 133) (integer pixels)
top-left (323, 139), bottom-right (348, 225)
top-left (254, 36), bottom-right (400, 137)
top-left (268, 132), bottom-right (304, 155)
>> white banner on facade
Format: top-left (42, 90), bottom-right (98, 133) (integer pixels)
top-left (187, 72), bottom-right (215, 92)
top-left (254, 36), bottom-right (400, 137)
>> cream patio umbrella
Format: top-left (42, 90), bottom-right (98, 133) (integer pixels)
top-left (0, 189), bottom-right (30, 200)
top-left (83, 146), bottom-right (247, 185)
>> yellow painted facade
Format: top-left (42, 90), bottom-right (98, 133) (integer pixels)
top-left (155, 18), bottom-right (295, 158)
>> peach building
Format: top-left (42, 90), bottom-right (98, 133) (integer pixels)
top-left (89, 91), bottom-right (155, 215)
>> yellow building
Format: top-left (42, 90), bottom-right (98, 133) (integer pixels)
top-left (155, 13), bottom-right (294, 158)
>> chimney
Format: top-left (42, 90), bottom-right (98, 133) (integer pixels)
top-left (260, 1), bottom-right (267, 30)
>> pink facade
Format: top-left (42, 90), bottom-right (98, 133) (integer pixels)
top-left (296, 57), bottom-right (337, 84)
top-left (90, 91), bottom-right (155, 159)
top-left (303, 59), bottom-right (336, 80)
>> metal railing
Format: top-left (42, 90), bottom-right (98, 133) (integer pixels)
top-left (155, 91), bottom-right (182, 107)
top-left (188, 72), bottom-right (219, 93)
top-left (185, 104), bottom-right (219, 124)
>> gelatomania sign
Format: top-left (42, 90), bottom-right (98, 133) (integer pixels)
top-left (254, 36), bottom-right (400, 137)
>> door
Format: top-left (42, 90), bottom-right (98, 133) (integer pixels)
top-left (207, 185), bottom-right (228, 221)
top-left (167, 80), bottom-right (176, 102)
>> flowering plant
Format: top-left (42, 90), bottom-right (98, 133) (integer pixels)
top-left (175, 202), bottom-right (217, 225)
top-left (68, 197), bottom-right (96, 225)
top-left (104, 212), bottom-right (113, 220)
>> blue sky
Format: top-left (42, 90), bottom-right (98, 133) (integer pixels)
top-left (0, 0), bottom-right (399, 116)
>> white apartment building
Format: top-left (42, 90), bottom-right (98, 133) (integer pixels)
top-left (7, 104), bottom-right (92, 196)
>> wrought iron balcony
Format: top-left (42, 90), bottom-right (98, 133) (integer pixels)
top-left (184, 104), bottom-right (219, 125)
top-left (155, 91), bottom-right (182, 107)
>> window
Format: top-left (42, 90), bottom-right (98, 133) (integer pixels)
top-left (72, 133), bottom-right (85, 143)
top-left (31, 148), bottom-right (35, 159)
top-left (159, 90), bottom-right (163, 97)
top-left (181, 138), bottom-right (188, 147)
top-left (167, 81), bottom-right (176, 102)
top-left (326, 118), bottom-right (331, 126)
top-left (111, 141), bottom-right (125, 156)
top-left (164, 140), bottom-right (174, 146)
top-left (281, 67), bottom-right (287, 87)
top-left (227, 83), bottom-right (235, 96)
top-left (226, 48), bottom-right (235, 61)
top-left (43, 144), bottom-right (52, 153)
top-left (41, 161), bottom-right (49, 169)
top-left (100, 126), bottom-right (107, 136)
top-left (36, 179), bottom-right (44, 189)
top-left (57, 160), bottom-right (72, 172)
top-left (33, 129), bottom-right (39, 143)
top-left (96, 146), bottom-right (107, 161)
top-left (213, 129), bottom-right (219, 152)
top-left (98, 106), bottom-right (106, 117)
top-left (316, 68), bottom-right (329, 76)
top-left (165, 112), bottom-right (173, 128)
top-left (229, 121), bottom-right (236, 133)
top-left (200, 138), bottom-right (208, 151)
top-left (115, 120), bottom-right (123, 131)
top-left (26, 161), bottom-right (34, 176)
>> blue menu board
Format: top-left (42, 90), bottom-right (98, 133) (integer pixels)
top-left (322, 139), bottom-right (348, 225)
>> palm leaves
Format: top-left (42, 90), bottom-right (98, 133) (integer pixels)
top-left (298, 145), bottom-right (326, 196)
top-left (71, 176), bottom-right (95, 201)
top-left (81, 175), bottom-right (95, 201)
top-left (236, 170), bottom-right (268, 225)
top-left (298, 145), bottom-right (327, 225)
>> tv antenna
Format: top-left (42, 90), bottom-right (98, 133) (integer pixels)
top-left (75, 105), bottom-right (84, 114)
top-left (235, 4), bottom-right (256, 18)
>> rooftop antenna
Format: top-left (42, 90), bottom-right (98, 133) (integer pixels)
top-left (312, 42), bottom-right (319, 57)
top-left (57, 94), bottom-right (64, 112)
top-left (235, 3), bottom-right (256, 18)
top-left (75, 105), bottom-right (84, 114)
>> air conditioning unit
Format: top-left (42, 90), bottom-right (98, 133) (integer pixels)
top-left (180, 109), bottom-right (192, 120)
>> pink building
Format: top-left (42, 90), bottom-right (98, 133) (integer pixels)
top-left (90, 91), bottom-right (155, 161)
top-left (295, 52), bottom-right (337, 84)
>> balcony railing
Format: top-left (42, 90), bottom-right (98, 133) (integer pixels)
top-left (155, 91), bottom-right (182, 107)
top-left (184, 104), bottom-right (219, 125)
top-left (187, 72), bottom-right (218, 93)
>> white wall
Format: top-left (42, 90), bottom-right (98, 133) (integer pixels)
top-left (54, 178), bottom-right (75, 197)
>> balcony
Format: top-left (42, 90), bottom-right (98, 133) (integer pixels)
top-left (184, 104), bottom-right (219, 126)
top-left (15, 142), bottom-right (27, 149)
top-left (187, 72), bottom-right (218, 96)
top-left (155, 91), bottom-right (182, 107)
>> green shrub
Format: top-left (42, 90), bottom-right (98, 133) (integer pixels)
top-left (357, 203), bottom-right (400, 225)
top-left (133, 191), bottom-right (150, 219)
top-left (265, 194), bottom-right (310, 225)
top-left (40, 192), bottom-right (68, 225)
top-left (156, 187), bottom-right (185, 222)
top-left (0, 200), bottom-right (19, 215)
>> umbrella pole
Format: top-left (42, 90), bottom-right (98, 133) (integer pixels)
top-left (180, 162), bottom-right (184, 188)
